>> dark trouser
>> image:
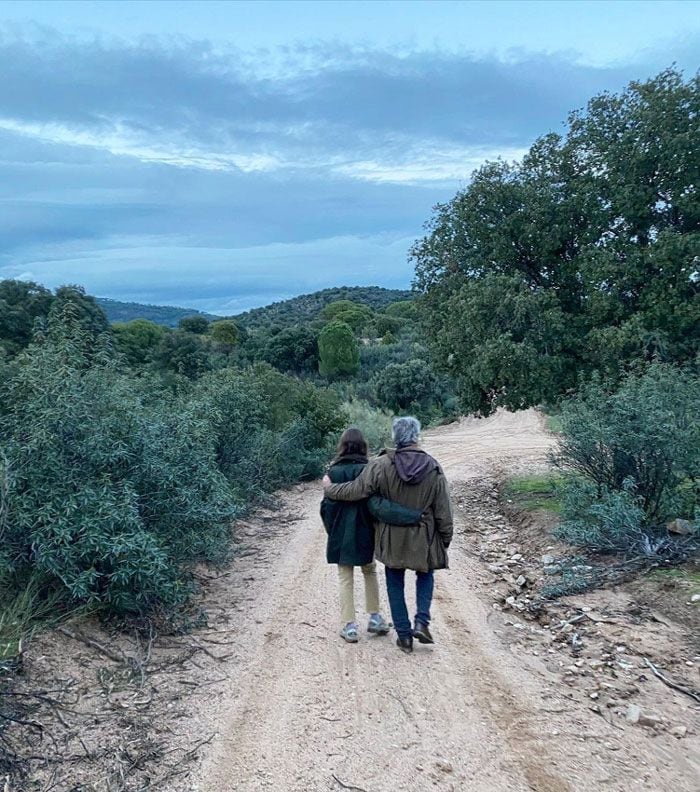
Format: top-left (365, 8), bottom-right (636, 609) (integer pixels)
top-left (384, 567), bottom-right (434, 640)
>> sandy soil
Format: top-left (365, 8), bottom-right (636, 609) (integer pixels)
top-left (188, 409), bottom-right (699, 792)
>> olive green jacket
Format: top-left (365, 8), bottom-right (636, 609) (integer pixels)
top-left (324, 447), bottom-right (453, 572)
top-left (320, 456), bottom-right (422, 566)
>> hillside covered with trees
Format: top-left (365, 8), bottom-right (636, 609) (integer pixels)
top-left (96, 298), bottom-right (219, 327)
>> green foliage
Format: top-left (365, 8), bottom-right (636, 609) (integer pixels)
top-left (318, 321), bottom-right (360, 378)
top-left (209, 319), bottom-right (240, 347)
top-left (262, 325), bottom-right (318, 373)
top-left (0, 280), bottom-right (111, 360)
top-left (155, 330), bottom-right (215, 379)
top-left (552, 363), bottom-right (700, 523)
top-left (372, 359), bottom-right (438, 413)
top-left (53, 285), bottom-right (111, 341)
top-left (196, 365), bottom-right (343, 500)
top-left (321, 300), bottom-right (373, 331)
top-left (341, 399), bottom-right (393, 453)
top-left (384, 300), bottom-right (418, 321)
top-left (413, 69), bottom-right (700, 414)
top-left (545, 414), bottom-right (563, 434)
top-left (0, 280), bottom-right (53, 358)
top-left (555, 479), bottom-right (648, 554)
top-left (0, 575), bottom-right (70, 661)
top-left (0, 303), bottom-right (235, 615)
top-left (374, 314), bottom-right (403, 337)
top-left (113, 319), bottom-right (166, 367)
top-left (178, 315), bottom-right (210, 334)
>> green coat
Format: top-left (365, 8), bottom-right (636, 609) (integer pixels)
top-left (325, 447), bottom-right (454, 572)
top-left (321, 455), bottom-right (422, 566)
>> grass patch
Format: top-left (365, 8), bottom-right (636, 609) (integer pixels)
top-left (0, 576), bottom-right (77, 662)
top-left (545, 414), bottom-right (563, 434)
top-left (503, 475), bottom-right (563, 513)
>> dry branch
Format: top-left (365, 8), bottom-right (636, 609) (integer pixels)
top-left (332, 774), bottom-right (369, 792)
top-left (643, 658), bottom-right (700, 704)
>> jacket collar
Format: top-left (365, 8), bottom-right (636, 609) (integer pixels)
top-left (333, 453), bottom-right (368, 465)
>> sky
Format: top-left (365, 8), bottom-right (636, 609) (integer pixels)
top-left (1, 1), bottom-right (698, 314)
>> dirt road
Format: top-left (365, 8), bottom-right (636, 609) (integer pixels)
top-left (189, 410), bottom-right (698, 792)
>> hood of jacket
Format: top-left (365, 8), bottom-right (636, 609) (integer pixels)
top-left (392, 446), bottom-right (439, 484)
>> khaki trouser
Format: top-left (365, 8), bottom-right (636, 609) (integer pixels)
top-left (337, 562), bottom-right (380, 624)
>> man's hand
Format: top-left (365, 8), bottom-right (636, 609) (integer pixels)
top-left (322, 474), bottom-right (332, 490)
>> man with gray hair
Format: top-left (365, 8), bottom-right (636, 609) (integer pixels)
top-left (323, 416), bottom-right (453, 654)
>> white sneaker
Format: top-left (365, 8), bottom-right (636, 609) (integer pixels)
top-left (340, 622), bottom-right (359, 643)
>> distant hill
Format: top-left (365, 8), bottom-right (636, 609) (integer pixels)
top-left (97, 286), bottom-right (414, 329)
top-left (96, 298), bottom-right (220, 327)
top-left (233, 286), bottom-right (414, 329)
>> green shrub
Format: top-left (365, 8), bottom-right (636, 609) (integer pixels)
top-left (0, 304), bottom-right (235, 615)
top-left (195, 364), bottom-right (343, 501)
top-left (209, 319), bottom-right (240, 347)
top-left (555, 479), bottom-right (648, 554)
top-left (384, 300), bottom-right (418, 320)
top-left (341, 399), bottom-right (393, 453)
top-left (552, 363), bottom-right (700, 523)
top-left (262, 325), bottom-right (318, 373)
top-left (178, 315), bottom-right (210, 334)
top-left (113, 318), bottom-right (166, 366)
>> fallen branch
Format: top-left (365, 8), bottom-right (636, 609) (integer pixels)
top-left (57, 627), bottom-right (127, 665)
top-left (332, 774), bottom-right (369, 792)
top-left (643, 658), bottom-right (700, 704)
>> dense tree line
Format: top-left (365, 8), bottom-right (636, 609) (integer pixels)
top-left (412, 69), bottom-right (699, 415)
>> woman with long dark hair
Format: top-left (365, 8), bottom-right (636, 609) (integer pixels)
top-left (320, 427), bottom-right (420, 643)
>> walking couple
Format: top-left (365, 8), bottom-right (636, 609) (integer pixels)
top-left (321, 416), bottom-right (453, 654)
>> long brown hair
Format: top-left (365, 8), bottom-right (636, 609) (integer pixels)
top-left (335, 427), bottom-right (368, 460)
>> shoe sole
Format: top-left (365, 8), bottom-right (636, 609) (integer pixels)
top-left (413, 632), bottom-right (434, 644)
top-left (367, 626), bottom-right (390, 636)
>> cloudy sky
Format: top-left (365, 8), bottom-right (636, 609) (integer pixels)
top-left (1, 1), bottom-right (698, 314)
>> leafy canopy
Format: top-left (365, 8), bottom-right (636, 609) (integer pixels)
top-left (412, 69), bottom-right (700, 414)
top-left (318, 321), bottom-right (360, 378)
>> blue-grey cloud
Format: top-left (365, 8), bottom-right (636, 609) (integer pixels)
top-left (0, 26), bottom-right (697, 310)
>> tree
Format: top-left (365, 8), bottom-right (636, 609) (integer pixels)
top-left (263, 325), bottom-right (318, 373)
top-left (178, 315), bottom-right (210, 334)
top-left (209, 319), bottom-right (240, 347)
top-left (155, 331), bottom-right (213, 379)
top-left (384, 300), bottom-right (418, 321)
top-left (0, 279), bottom-right (54, 357)
top-left (412, 69), bottom-right (700, 414)
top-left (372, 359), bottom-right (439, 414)
top-left (321, 300), bottom-right (373, 331)
top-left (374, 314), bottom-right (403, 337)
top-left (318, 321), bottom-right (360, 378)
top-left (53, 285), bottom-right (111, 339)
top-left (113, 319), bottom-right (166, 367)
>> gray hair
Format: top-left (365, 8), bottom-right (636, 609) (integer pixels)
top-left (392, 416), bottom-right (421, 448)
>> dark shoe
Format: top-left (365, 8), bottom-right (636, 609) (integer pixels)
top-left (413, 622), bottom-right (434, 644)
top-left (396, 636), bottom-right (413, 654)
